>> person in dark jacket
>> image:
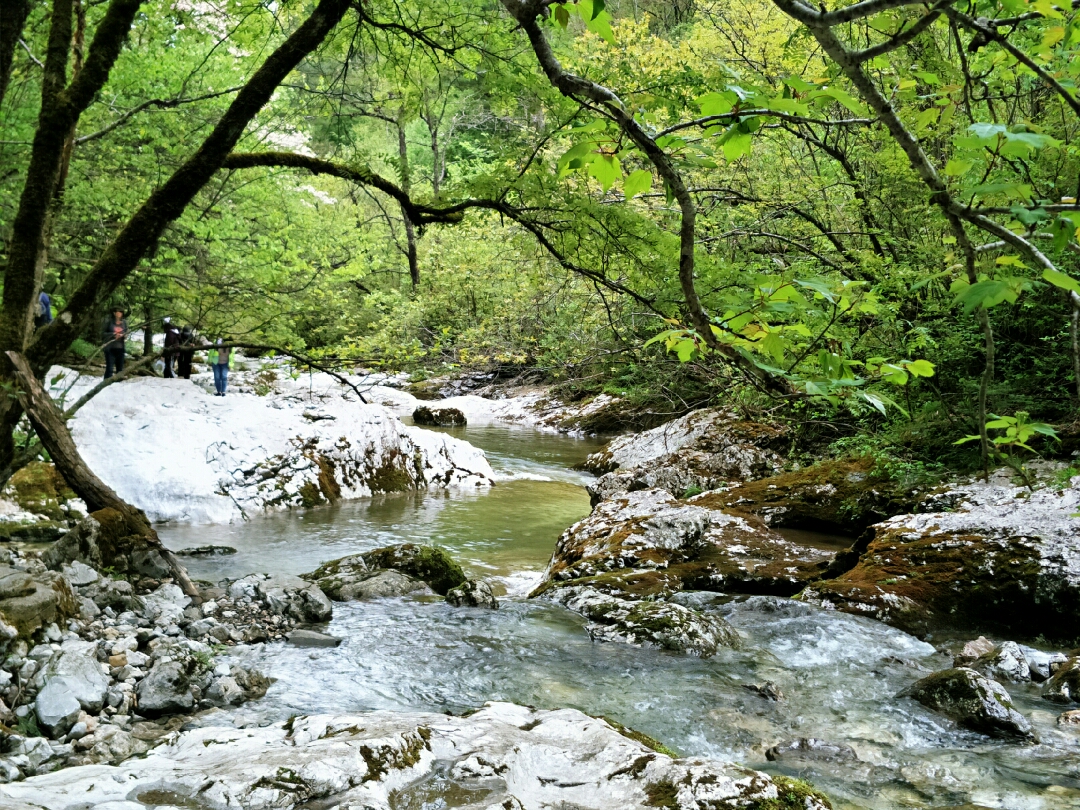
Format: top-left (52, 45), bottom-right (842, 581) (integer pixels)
top-left (102, 307), bottom-right (127, 379)
top-left (35, 291), bottom-right (53, 329)
top-left (162, 317), bottom-right (181, 378)
top-left (177, 326), bottom-right (195, 379)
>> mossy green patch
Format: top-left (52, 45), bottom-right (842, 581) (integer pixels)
top-left (5, 462), bottom-right (76, 521)
top-left (756, 776), bottom-right (832, 809)
top-left (599, 717), bottom-right (679, 757)
top-left (359, 543), bottom-right (466, 595)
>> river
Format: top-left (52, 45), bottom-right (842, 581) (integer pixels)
top-left (160, 424), bottom-right (1080, 810)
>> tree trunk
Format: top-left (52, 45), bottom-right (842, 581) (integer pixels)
top-left (397, 112), bottom-right (420, 287)
top-left (0, 0), bottom-right (33, 107)
top-left (5, 350), bottom-right (198, 598)
top-left (143, 306), bottom-right (153, 357)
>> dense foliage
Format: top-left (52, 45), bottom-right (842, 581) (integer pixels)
top-left (3, 0), bottom-right (1080, 473)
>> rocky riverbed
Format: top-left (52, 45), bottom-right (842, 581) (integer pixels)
top-left (6, 384), bottom-right (1080, 809)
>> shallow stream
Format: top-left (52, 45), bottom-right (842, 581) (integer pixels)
top-left (160, 425), bottom-right (1080, 810)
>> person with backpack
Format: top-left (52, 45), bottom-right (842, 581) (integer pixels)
top-left (101, 306), bottom-right (128, 379)
top-left (177, 326), bottom-right (195, 379)
top-left (162, 317), bottom-right (181, 378)
top-left (208, 339), bottom-right (234, 396)
top-left (35, 291), bottom-right (53, 329)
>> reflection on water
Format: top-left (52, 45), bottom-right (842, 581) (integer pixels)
top-left (162, 424), bottom-right (1080, 810)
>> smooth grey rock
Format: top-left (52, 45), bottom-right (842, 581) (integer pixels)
top-left (339, 570), bottom-right (431, 600)
top-left (204, 676), bottom-right (244, 707)
top-left (135, 661), bottom-right (194, 717)
top-left (39, 641), bottom-right (109, 712)
top-left (34, 680), bottom-right (80, 736)
top-left (227, 574), bottom-right (332, 622)
top-left (285, 629), bottom-right (342, 648)
top-left (141, 584), bottom-right (190, 627)
top-left (899, 667), bottom-right (1034, 740)
top-left (971, 641), bottom-right (1031, 683)
top-left (446, 579), bottom-right (498, 609)
top-left (61, 561), bottom-right (99, 587)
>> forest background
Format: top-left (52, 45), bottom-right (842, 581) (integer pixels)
top-left (3, 0), bottom-right (1080, 481)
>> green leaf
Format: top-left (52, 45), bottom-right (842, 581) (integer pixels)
top-left (554, 4), bottom-right (570, 27)
top-left (587, 154), bottom-right (620, 191)
top-left (623, 169), bottom-right (652, 201)
top-left (954, 279), bottom-right (1019, 313)
top-left (697, 92), bottom-right (734, 117)
top-left (967, 122), bottom-right (1007, 141)
top-left (944, 158), bottom-right (974, 176)
top-left (589, 0), bottom-right (605, 19)
top-left (721, 130), bottom-right (752, 162)
top-left (1042, 268), bottom-right (1080, 294)
top-left (905, 359), bottom-right (935, 377)
top-left (971, 182), bottom-right (1033, 202)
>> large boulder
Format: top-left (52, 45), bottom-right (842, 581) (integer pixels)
top-left (534, 489), bottom-right (837, 601)
top-left (583, 410), bottom-right (785, 502)
top-left (0, 703), bottom-right (832, 810)
top-left (803, 478), bottom-right (1080, 639)
top-left (68, 374), bottom-right (495, 523)
top-left (33, 681), bottom-right (81, 737)
top-left (898, 667), bottom-right (1034, 740)
top-left (690, 457), bottom-right (922, 536)
top-left (0, 565), bottom-right (76, 639)
top-left (305, 544), bottom-right (466, 598)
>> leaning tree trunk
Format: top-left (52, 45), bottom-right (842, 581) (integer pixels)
top-left (5, 350), bottom-right (198, 598)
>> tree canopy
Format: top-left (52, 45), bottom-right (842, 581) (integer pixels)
top-left (3, 0), bottom-right (1080, 481)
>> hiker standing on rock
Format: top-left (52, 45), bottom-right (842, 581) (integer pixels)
top-left (163, 317), bottom-right (181, 378)
top-left (102, 306), bottom-right (128, 379)
top-left (177, 326), bottom-right (195, 379)
top-left (209, 339), bottom-right (233, 396)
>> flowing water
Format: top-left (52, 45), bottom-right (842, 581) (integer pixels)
top-left (160, 425), bottom-right (1080, 810)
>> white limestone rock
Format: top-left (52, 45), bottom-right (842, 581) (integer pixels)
top-left (0, 703), bottom-right (829, 810)
top-left (63, 372), bottom-right (495, 523)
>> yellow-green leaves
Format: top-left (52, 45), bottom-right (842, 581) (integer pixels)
top-left (551, 1), bottom-right (615, 44)
top-left (1042, 269), bottom-right (1080, 295)
top-left (587, 154), bottom-right (620, 191)
top-left (623, 169), bottom-right (652, 200)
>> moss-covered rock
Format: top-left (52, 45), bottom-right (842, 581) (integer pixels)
top-left (412, 406), bottom-right (467, 427)
top-left (534, 488), bottom-right (838, 602)
top-left (304, 543), bottom-right (466, 597)
top-left (1043, 657), bottom-right (1080, 703)
top-left (691, 457), bottom-right (921, 537)
top-left (0, 565), bottom-right (77, 639)
top-left (803, 477), bottom-right (1080, 639)
top-left (4, 462), bottom-right (76, 522)
top-left (41, 509), bottom-right (173, 582)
